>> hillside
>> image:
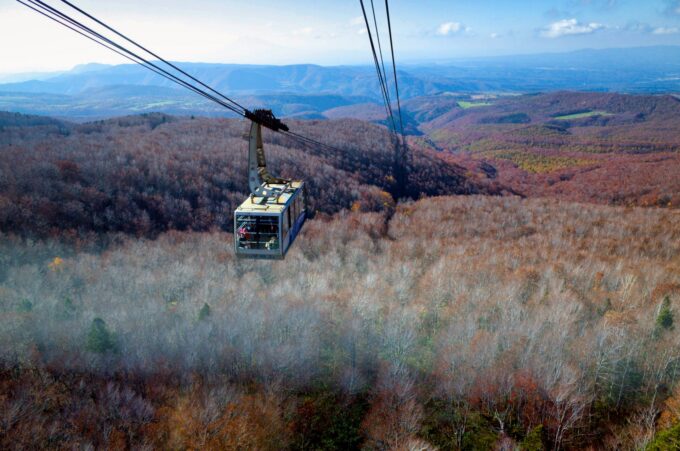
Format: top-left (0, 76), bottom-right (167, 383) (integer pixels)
top-left (2, 91), bottom-right (680, 448)
top-left (1, 196), bottom-right (679, 449)
top-left (401, 92), bottom-right (680, 208)
top-left (322, 91), bottom-right (680, 209)
top-left (0, 112), bottom-right (501, 238)
top-left (3, 89), bottom-right (680, 242)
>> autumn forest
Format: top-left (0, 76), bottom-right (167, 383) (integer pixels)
top-left (1, 90), bottom-right (680, 449)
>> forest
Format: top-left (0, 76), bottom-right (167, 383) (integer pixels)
top-left (3, 0), bottom-right (680, 448)
top-left (1, 196), bottom-right (680, 449)
top-left (4, 90), bottom-right (680, 242)
top-left (1, 98), bottom-right (680, 449)
top-left (405, 92), bottom-right (680, 209)
top-left (0, 112), bottom-right (501, 239)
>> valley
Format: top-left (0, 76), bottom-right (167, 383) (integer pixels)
top-left (404, 91), bottom-right (680, 209)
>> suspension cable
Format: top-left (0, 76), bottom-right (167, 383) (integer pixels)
top-left (358, 0), bottom-right (410, 199)
top-left (384, 0), bottom-right (405, 141)
top-left (17, 0), bottom-right (356, 156)
top-left (280, 130), bottom-right (347, 154)
top-left (358, 0), bottom-right (398, 134)
top-left (369, 0), bottom-right (393, 112)
top-left (25, 0), bottom-right (245, 116)
top-left (59, 0), bottom-right (248, 115)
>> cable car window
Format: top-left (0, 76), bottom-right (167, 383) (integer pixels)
top-left (282, 210), bottom-right (289, 238)
top-left (294, 195), bottom-right (301, 220)
top-left (235, 215), bottom-right (279, 250)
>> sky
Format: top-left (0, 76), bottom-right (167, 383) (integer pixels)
top-left (1, 0), bottom-right (680, 75)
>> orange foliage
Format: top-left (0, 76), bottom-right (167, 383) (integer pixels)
top-left (156, 385), bottom-right (288, 450)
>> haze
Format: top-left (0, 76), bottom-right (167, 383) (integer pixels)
top-left (2, 0), bottom-right (680, 75)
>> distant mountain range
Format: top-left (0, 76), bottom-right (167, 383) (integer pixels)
top-left (1, 46), bottom-right (679, 120)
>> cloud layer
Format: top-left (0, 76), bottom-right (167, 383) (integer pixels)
top-left (541, 18), bottom-right (605, 38)
top-left (436, 22), bottom-right (469, 36)
top-left (653, 27), bottom-right (680, 35)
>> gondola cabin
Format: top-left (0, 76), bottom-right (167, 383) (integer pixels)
top-left (234, 181), bottom-right (306, 259)
top-left (235, 109), bottom-right (307, 259)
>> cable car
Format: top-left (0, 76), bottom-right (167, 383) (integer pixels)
top-left (234, 110), bottom-right (307, 259)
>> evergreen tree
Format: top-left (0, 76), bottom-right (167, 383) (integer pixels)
top-left (521, 425), bottom-right (545, 451)
top-left (86, 318), bottom-right (116, 354)
top-left (198, 303), bottom-right (211, 321)
top-left (655, 296), bottom-right (674, 337)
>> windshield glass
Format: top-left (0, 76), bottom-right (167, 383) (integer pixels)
top-left (235, 215), bottom-right (279, 251)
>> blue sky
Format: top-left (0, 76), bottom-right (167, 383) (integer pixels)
top-left (2, 0), bottom-right (680, 74)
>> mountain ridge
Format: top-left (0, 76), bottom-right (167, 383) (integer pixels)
top-left (1, 46), bottom-right (680, 120)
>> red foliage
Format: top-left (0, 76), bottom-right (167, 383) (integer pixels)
top-left (0, 113), bottom-right (492, 238)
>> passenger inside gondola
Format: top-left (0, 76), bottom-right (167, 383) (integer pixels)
top-left (237, 224), bottom-right (251, 248)
top-left (266, 235), bottom-right (278, 250)
top-left (236, 215), bottom-right (279, 250)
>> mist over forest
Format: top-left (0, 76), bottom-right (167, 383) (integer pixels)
top-left (2, 196), bottom-right (680, 449)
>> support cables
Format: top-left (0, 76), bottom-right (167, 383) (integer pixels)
top-left (369, 0), bottom-right (394, 124)
top-left (358, 0), bottom-right (410, 198)
top-left (16, 0), bottom-right (348, 155)
top-left (21, 0), bottom-right (246, 116)
top-left (384, 0), bottom-right (406, 142)
top-left (383, 0), bottom-right (409, 201)
top-left (358, 0), bottom-right (398, 135)
top-left (59, 0), bottom-right (249, 116)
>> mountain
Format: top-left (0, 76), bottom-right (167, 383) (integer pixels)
top-left (1, 46), bottom-right (680, 120)
top-left (325, 89), bottom-right (680, 208)
top-left (0, 63), bottom-right (113, 84)
top-left (0, 64), bottom-right (389, 98)
top-left (443, 45), bottom-right (680, 72)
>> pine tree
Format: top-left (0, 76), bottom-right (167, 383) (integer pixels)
top-left (521, 425), bottom-right (545, 451)
top-left (655, 296), bottom-right (674, 337)
top-left (86, 318), bottom-right (116, 353)
top-left (198, 303), bottom-right (211, 321)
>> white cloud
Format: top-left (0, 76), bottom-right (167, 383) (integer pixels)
top-left (629, 22), bottom-right (680, 35)
top-left (541, 18), bottom-right (605, 38)
top-left (291, 27), bottom-right (313, 37)
top-left (349, 16), bottom-right (367, 35)
top-left (436, 22), bottom-right (469, 36)
top-left (653, 27), bottom-right (680, 35)
top-left (350, 16), bottom-right (364, 27)
top-left (490, 32), bottom-right (499, 39)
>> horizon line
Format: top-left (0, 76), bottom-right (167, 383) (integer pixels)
top-left (2, 44), bottom-right (680, 78)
